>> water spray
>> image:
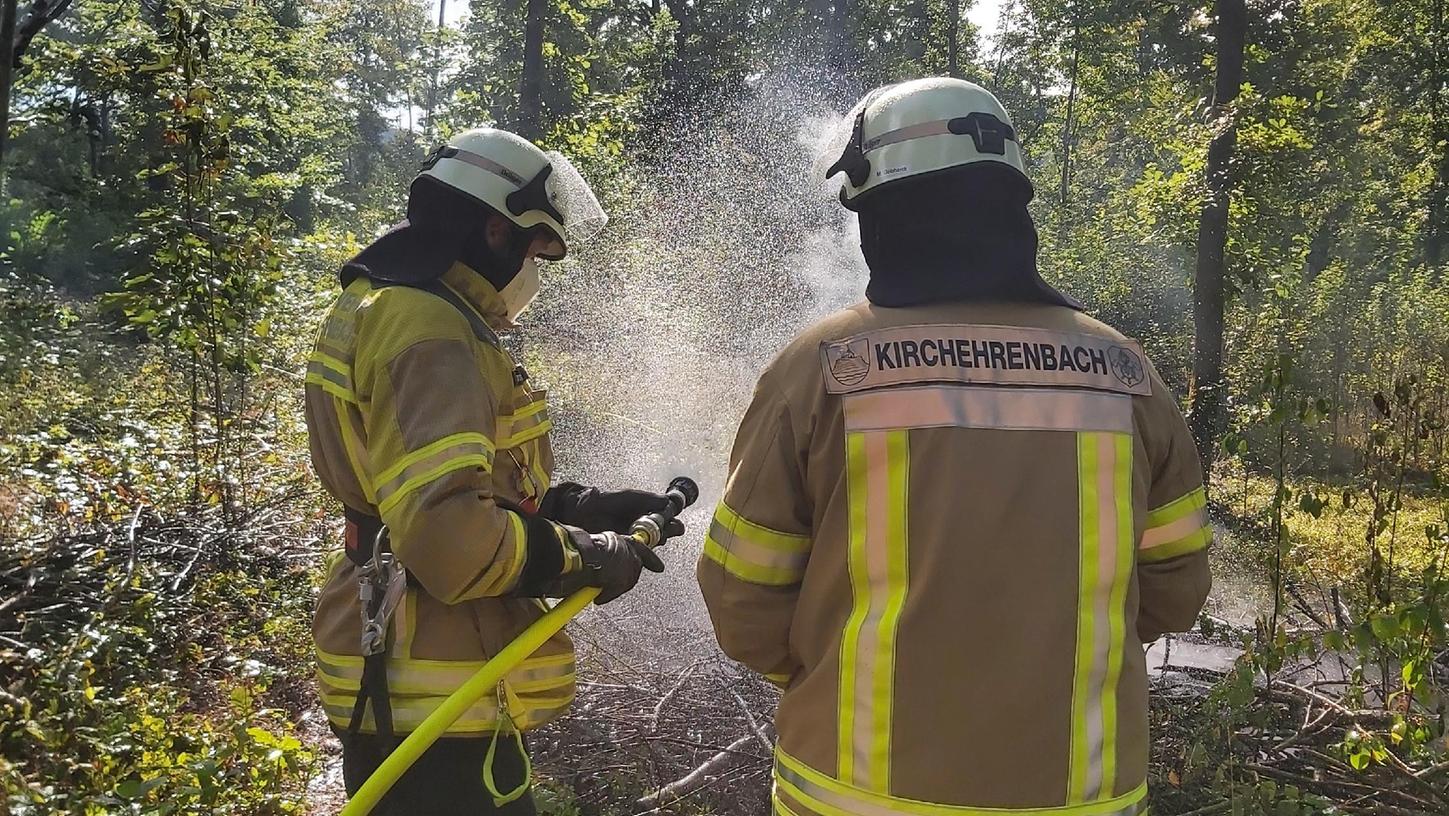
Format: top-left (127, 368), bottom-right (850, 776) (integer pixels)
top-left (339, 476), bottom-right (700, 816)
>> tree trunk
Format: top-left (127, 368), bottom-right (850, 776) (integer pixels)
top-left (427, 0), bottom-right (445, 140)
top-left (517, 0), bottom-right (546, 139)
top-left (1059, 8), bottom-right (1081, 212)
top-left (13, 0), bottom-right (74, 69)
top-left (0, 0), bottom-right (17, 177)
top-left (1188, 0), bottom-right (1248, 479)
top-left (1427, 0), bottom-right (1446, 268)
top-left (990, 0), bottom-right (1015, 92)
top-left (947, 0), bottom-right (959, 77)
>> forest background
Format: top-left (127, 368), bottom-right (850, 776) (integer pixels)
top-left (0, 0), bottom-right (1447, 813)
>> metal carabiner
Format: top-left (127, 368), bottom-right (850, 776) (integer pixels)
top-left (357, 547), bottom-right (407, 657)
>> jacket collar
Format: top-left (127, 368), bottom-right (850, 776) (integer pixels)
top-left (440, 262), bottom-right (514, 331)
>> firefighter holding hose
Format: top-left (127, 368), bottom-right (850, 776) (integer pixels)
top-left (304, 127), bottom-right (682, 814)
top-left (699, 78), bottom-right (1212, 816)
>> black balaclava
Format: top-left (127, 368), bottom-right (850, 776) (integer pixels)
top-left (340, 177), bottom-right (530, 293)
top-left (855, 163), bottom-right (1081, 310)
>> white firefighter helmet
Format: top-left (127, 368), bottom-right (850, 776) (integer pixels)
top-left (824, 77), bottom-right (1028, 209)
top-left (414, 127), bottom-right (607, 260)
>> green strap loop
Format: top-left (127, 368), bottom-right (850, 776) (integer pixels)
top-left (482, 684), bottom-right (531, 807)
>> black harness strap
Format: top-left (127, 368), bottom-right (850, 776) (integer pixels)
top-left (348, 605), bottom-right (397, 745)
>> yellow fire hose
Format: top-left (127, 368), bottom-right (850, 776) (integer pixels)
top-left (339, 477), bottom-right (698, 815)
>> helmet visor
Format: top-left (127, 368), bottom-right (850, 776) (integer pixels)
top-left (543, 150), bottom-right (607, 244)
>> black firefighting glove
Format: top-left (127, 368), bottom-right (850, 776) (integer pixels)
top-left (538, 482), bottom-right (686, 539)
top-left (550, 528), bottom-right (666, 604)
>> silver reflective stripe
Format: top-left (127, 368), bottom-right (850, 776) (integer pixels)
top-left (1069, 432), bottom-right (1132, 803)
top-left (844, 386), bottom-right (1133, 434)
top-left (774, 758), bottom-right (1147, 816)
top-left (707, 519), bottom-right (811, 573)
top-left (446, 148), bottom-right (526, 186)
top-left (1140, 505), bottom-right (1208, 550)
top-left (863, 119), bottom-right (953, 152)
top-left (374, 441), bottom-right (495, 505)
top-left (508, 658), bottom-right (576, 685)
top-left (850, 432), bottom-right (891, 786)
top-left (307, 360), bottom-right (352, 392)
top-left (1082, 434), bottom-right (1119, 799)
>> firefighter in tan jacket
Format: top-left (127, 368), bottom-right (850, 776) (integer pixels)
top-left (306, 128), bottom-right (681, 814)
top-left (699, 78), bottom-right (1212, 816)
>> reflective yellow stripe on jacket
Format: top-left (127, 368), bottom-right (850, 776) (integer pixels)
top-left (773, 748), bottom-right (1149, 816)
top-left (1139, 487), bottom-right (1210, 563)
top-left (1069, 433), bottom-right (1134, 804)
top-left (703, 501), bottom-right (812, 586)
top-left (316, 647), bottom-right (576, 734)
top-left (374, 431), bottom-right (497, 514)
top-left (306, 351), bottom-right (357, 404)
top-left (839, 430), bottom-right (910, 793)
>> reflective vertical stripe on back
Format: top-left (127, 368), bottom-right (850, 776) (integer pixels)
top-left (839, 429), bottom-right (910, 792)
top-left (1069, 432), bottom-right (1133, 803)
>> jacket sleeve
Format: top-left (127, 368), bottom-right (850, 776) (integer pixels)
top-left (1135, 368), bottom-right (1213, 642)
top-left (697, 375), bottom-right (812, 686)
top-left (356, 293), bottom-right (576, 604)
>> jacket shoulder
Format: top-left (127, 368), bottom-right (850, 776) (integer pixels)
top-left (354, 285), bottom-right (481, 362)
top-left (1060, 310), bottom-right (1135, 344)
top-left (756, 304), bottom-right (871, 385)
top-left (776, 304), bottom-right (872, 360)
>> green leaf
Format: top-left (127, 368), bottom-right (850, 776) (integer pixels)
top-left (1370, 615), bottom-right (1398, 641)
top-left (115, 777), bottom-right (164, 799)
top-left (137, 54), bottom-right (175, 73)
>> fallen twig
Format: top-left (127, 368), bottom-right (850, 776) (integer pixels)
top-left (634, 735), bottom-right (755, 811)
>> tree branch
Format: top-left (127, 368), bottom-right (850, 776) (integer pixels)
top-left (13, 0), bottom-right (73, 67)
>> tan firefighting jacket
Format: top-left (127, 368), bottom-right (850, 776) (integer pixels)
top-left (305, 262), bottom-right (579, 735)
top-left (699, 300), bottom-right (1212, 816)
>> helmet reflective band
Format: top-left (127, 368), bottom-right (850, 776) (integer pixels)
top-left (825, 78), bottom-right (1029, 209)
top-left (414, 128), bottom-right (607, 259)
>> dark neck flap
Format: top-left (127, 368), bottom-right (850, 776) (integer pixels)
top-left (856, 164), bottom-right (1081, 311)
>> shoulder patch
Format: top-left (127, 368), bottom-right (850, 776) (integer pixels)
top-left (819, 324), bottom-right (1152, 396)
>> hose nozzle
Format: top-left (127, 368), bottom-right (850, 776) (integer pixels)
top-left (631, 476), bottom-right (699, 549)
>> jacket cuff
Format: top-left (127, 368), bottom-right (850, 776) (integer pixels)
top-left (513, 515), bottom-right (583, 596)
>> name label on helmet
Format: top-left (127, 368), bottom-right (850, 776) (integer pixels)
top-left (820, 324), bottom-right (1152, 396)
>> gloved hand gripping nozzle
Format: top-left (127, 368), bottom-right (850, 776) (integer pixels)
top-left (548, 476), bottom-right (698, 603)
top-left (628, 477), bottom-right (698, 549)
